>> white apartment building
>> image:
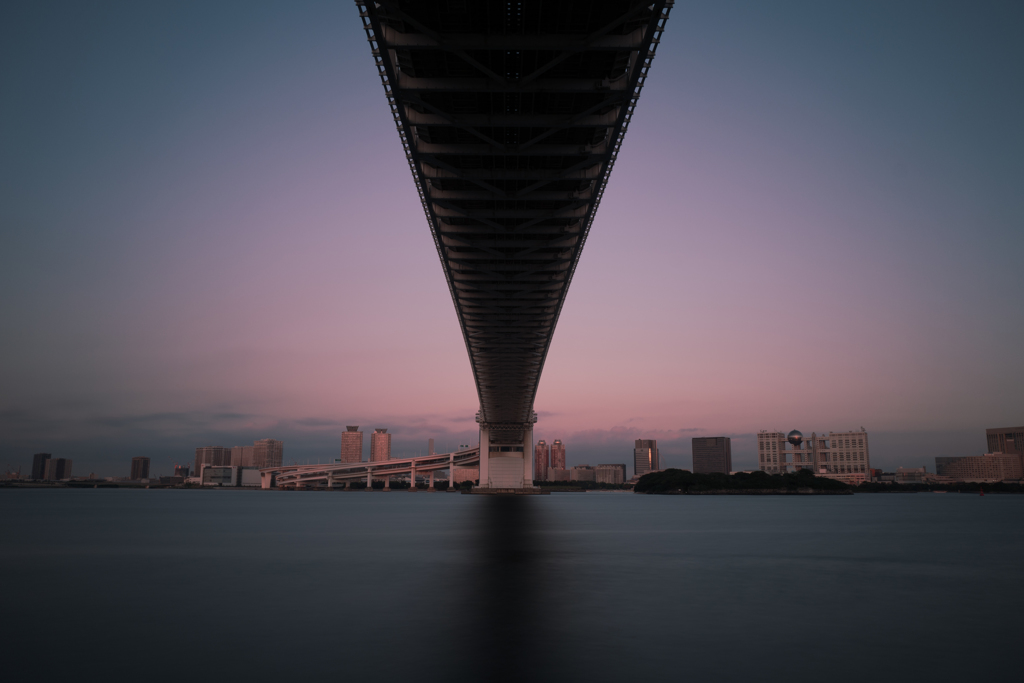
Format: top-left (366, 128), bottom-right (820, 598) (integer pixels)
top-left (757, 429), bottom-right (870, 485)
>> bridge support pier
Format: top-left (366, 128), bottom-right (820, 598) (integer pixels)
top-left (383, 475), bottom-right (391, 492)
top-left (366, 468), bottom-right (372, 491)
top-left (428, 471), bottom-right (435, 492)
top-left (477, 415), bottom-right (537, 491)
top-left (409, 464), bottom-right (418, 491)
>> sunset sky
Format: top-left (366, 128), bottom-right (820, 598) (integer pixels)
top-left (2, 1), bottom-right (1022, 477)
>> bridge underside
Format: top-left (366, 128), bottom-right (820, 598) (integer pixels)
top-left (358, 1), bottom-right (671, 486)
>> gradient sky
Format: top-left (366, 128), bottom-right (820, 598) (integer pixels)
top-left (2, 1), bottom-right (1022, 477)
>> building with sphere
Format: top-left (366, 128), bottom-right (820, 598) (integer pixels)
top-left (757, 429), bottom-right (870, 484)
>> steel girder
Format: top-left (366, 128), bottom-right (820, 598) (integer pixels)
top-left (357, 0), bottom-right (672, 426)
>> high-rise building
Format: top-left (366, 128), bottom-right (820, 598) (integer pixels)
top-left (534, 440), bottom-right (550, 482)
top-left (634, 439), bottom-right (659, 477)
top-left (692, 437), bottom-right (732, 474)
top-left (231, 446), bottom-right (255, 467)
top-left (340, 426), bottom-right (363, 463)
top-left (43, 458), bottom-right (72, 481)
top-left (31, 453), bottom-right (51, 480)
top-left (757, 429), bottom-right (870, 485)
top-left (428, 438), bottom-right (435, 456)
top-left (253, 439), bottom-right (283, 468)
top-left (174, 464), bottom-right (190, 478)
top-left (130, 457), bottom-right (150, 480)
top-left (195, 447), bottom-right (231, 474)
top-left (550, 440), bottom-right (566, 470)
top-left (370, 429), bottom-right (391, 462)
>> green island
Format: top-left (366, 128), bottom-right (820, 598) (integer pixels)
top-left (634, 468), bottom-right (852, 494)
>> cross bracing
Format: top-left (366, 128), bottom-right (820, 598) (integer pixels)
top-left (358, 0), bottom-right (672, 426)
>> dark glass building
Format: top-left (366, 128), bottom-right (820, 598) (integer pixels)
top-left (43, 458), bottom-right (72, 481)
top-left (691, 437), bottom-right (732, 474)
top-left (130, 457), bottom-right (150, 480)
top-left (31, 453), bottom-right (51, 480)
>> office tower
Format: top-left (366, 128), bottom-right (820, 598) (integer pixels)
top-left (595, 464), bottom-right (627, 484)
top-left (633, 439), bottom-right (659, 477)
top-left (986, 426), bottom-right (1023, 456)
top-left (130, 457), bottom-right (150, 480)
top-left (550, 440), bottom-right (566, 470)
top-left (174, 464), bottom-right (190, 478)
top-left (370, 429), bottom-right (391, 462)
top-left (758, 428), bottom-right (870, 484)
top-left (340, 426), bottom-right (363, 463)
top-left (428, 438), bottom-right (435, 456)
top-left (44, 458), bottom-right (72, 481)
top-left (757, 432), bottom-right (788, 474)
top-left (822, 431), bottom-right (870, 482)
top-left (692, 437), bottom-right (732, 474)
top-left (534, 440), bottom-right (550, 482)
top-left (31, 453), bottom-right (52, 480)
top-left (253, 439), bottom-right (284, 468)
top-left (231, 445), bottom-right (255, 467)
top-left (986, 426), bottom-right (1024, 471)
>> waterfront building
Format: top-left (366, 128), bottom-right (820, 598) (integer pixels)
top-left (550, 440), bottom-right (565, 470)
top-left (595, 464), bottom-right (627, 485)
top-left (201, 466), bottom-right (261, 487)
top-left (757, 432), bottom-right (787, 474)
top-left (986, 426), bottom-right (1024, 470)
top-left (691, 437), bottom-right (732, 474)
top-left (195, 447), bottom-right (231, 474)
top-left (253, 439), bottom-right (283, 469)
top-left (634, 439), bottom-right (659, 478)
top-left (370, 429), bottom-right (391, 462)
top-left (43, 458), bottom-right (72, 481)
top-left (130, 457), bottom-right (150, 480)
top-left (452, 467), bottom-right (478, 484)
top-left (548, 468), bottom-right (570, 482)
top-left (821, 430), bottom-right (870, 484)
top-left (570, 465), bottom-right (595, 482)
top-left (757, 429), bottom-right (871, 484)
top-left (935, 453), bottom-right (1023, 482)
top-left (231, 446), bottom-right (255, 467)
top-left (340, 426), bottom-right (363, 463)
top-left (534, 440), bottom-right (549, 482)
top-left (893, 467), bottom-right (928, 483)
top-left (174, 464), bottom-right (190, 478)
top-left (31, 453), bottom-right (51, 480)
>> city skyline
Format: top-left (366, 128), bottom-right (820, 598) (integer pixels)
top-left (1, 2), bottom-right (1021, 477)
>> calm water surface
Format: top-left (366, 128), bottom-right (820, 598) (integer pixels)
top-left (2, 490), bottom-right (1021, 682)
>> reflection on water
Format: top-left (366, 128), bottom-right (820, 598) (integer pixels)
top-left (463, 497), bottom-right (548, 682)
